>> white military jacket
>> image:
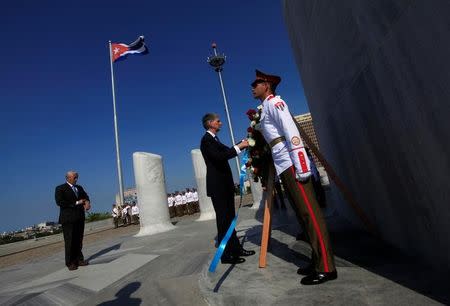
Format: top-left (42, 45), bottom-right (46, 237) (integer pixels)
top-left (260, 94), bottom-right (311, 179)
top-left (174, 195), bottom-right (182, 206)
top-left (186, 191), bottom-right (193, 203)
top-left (192, 191), bottom-right (198, 201)
top-left (167, 196), bottom-right (174, 207)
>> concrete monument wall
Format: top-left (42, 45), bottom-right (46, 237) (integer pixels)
top-left (191, 149), bottom-right (216, 221)
top-left (283, 0), bottom-right (450, 269)
top-left (133, 152), bottom-right (175, 236)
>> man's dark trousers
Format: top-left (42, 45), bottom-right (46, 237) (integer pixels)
top-left (62, 219), bottom-right (85, 266)
top-left (279, 166), bottom-right (335, 272)
top-left (210, 193), bottom-right (241, 257)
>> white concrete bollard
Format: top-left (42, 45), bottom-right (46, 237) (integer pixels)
top-left (249, 175), bottom-right (264, 210)
top-left (191, 149), bottom-right (216, 221)
top-left (133, 152), bottom-right (175, 237)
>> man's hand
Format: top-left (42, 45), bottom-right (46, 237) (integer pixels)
top-left (84, 200), bottom-right (91, 211)
top-left (237, 139), bottom-right (249, 150)
top-left (76, 199), bottom-right (86, 205)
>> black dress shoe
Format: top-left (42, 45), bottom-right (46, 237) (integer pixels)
top-left (221, 256), bottom-right (246, 264)
top-left (239, 249), bottom-right (256, 257)
top-left (300, 271), bottom-right (337, 285)
top-left (67, 264), bottom-right (78, 271)
top-left (296, 264), bottom-right (314, 275)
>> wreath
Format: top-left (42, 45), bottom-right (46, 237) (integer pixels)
top-left (245, 106), bottom-right (273, 187)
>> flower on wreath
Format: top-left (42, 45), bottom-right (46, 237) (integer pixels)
top-left (246, 109), bottom-right (257, 121)
top-left (244, 106), bottom-right (271, 184)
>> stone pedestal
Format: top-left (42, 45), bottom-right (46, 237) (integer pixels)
top-left (191, 149), bottom-right (216, 221)
top-left (249, 176), bottom-right (264, 210)
top-left (133, 152), bottom-right (175, 237)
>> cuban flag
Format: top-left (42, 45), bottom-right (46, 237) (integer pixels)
top-left (111, 36), bottom-right (149, 62)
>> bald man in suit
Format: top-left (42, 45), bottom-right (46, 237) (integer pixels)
top-left (55, 171), bottom-right (91, 271)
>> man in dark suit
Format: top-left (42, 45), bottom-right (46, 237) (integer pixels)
top-left (200, 113), bottom-right (255, 264)
top-left (55, 171), bottom-right (91, 271)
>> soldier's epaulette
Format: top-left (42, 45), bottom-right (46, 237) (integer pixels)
top-left (268, 96), bottom-right (286, 111)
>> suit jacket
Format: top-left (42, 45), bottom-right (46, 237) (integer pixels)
top-left (200, 132), bottom-right (237, 198)
top-left (55, 183), bottom-right (89, 224)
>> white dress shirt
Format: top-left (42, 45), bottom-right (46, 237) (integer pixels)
top-left (131, 206), bottom-right (139, 215)
top-left (206, 130), bottom-right (241, 154)
top-left (174, 195), bottom-right (182, 206)
top-left (66, 181), bottom-right (83, 205)
top-left (186, 191), bottom-right (193, 203)
top-left (167, 196), bottom-right (174, 207)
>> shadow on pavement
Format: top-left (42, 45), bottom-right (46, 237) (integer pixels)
top-left (331, 223), bottom-right (450, 305)
top-left (213, 263), bottom-right (236, 293)
top-left (98, 281), bottom-right (142, 306)
top-left (244, 199), bottom-right (450, 304)
top-left (87, 243), bottom-right (121, 261)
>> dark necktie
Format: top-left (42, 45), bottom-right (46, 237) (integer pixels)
top-left (72, 185), bottom-right (79, 198)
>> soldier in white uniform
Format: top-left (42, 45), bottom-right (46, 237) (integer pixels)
top-left (111, 204), bottom-right (119, 228)
top-left (174, 191), bottom-right (184, 217)
top-left (251, 69), bottom-right (336, 285)
top-left (131, 203), bottom-right (140, 224)
top-left (181, 191), bottom-right (188, 215)
top-left (167, 193), bottom-right (175, 218)
top-left (186, 188), bottom-right (195, 215)
top-left (192, 188), bottom-right (199, 212)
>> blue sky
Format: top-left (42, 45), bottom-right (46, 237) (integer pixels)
top-left (0, 1), bottom-right (310, 232)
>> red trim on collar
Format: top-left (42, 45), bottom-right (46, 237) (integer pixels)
top-left (267, 94), bottom-right (275, 100)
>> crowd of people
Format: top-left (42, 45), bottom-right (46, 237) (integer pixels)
top-left (111, 203), bottom-right (140, 228)
top-left (109, 188), bottom-right (199, 229)
top-left (167, 188), bottom-right (199, 218)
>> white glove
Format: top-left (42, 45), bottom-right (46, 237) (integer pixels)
top-left (296, 171), bottom-right (311, 182)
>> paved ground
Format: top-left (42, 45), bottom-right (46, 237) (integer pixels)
top-left (0, 194), bottom-right (449, 305)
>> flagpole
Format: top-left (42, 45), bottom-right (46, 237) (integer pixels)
top-left (207, 43), bottom-right (241, 178)
top-left (109, 41), bottom-right (125, 208)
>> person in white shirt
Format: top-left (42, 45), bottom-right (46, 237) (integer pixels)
top-left (131, 203), bottom-right (140, 224)
top-left (167, 193), bottom-right (175, 218)
top-left (174, 192), bottom-right (183, 217)
top-left (181, 191), bottom-right (188, 215)
top-left (192, 188), bottom-right (199, 212)
top-left (251, 69), bottom-right (336, 285)
top-left (112, 204), bottom-right (119, 228)
top-left (167, 194), bottom-right (173, 207)
top-left (121, 204), bottom-right (131, 226)
top-left (185, 188), bottom-right (194, 215)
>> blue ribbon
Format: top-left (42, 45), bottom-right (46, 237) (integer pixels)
top-left (239, 150), bottom-right (249, 195)
top-left (209, 150), bottom-right (248, 273)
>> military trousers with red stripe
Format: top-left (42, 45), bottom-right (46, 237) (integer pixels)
top-left (279, 166), bottom-right (336, 273)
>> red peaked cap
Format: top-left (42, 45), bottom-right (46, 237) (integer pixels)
top-left (251, 69), bottom-right (281, 87)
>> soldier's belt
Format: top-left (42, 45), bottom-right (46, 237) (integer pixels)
top-left (269, 136), bottom-right (286, 148)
